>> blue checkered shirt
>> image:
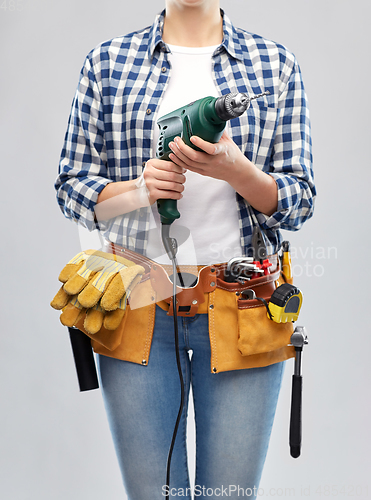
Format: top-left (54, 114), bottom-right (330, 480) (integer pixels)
top-left (56, 10), bottom-right (315, 256)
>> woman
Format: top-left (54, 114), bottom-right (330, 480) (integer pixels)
top-left (55, 0), bottom-right (315, 498)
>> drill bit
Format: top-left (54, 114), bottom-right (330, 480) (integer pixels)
top-left (215, 90), bottom-right (270, 120)
top-left (249, 91), bottom-right (271, 101)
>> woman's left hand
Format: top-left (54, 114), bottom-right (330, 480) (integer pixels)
top-left (168, 130), bottom-right (279, 216)
top-left (168, 131), bottom-right (249, 183)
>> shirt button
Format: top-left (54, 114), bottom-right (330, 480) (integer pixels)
top-left (142, 161), bottom-right (146, 167)
top-left (161, 67), bottom-right (167, 73)
top-left (146, 109), bottom-right (152, 115)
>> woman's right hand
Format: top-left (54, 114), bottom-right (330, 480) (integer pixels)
top-left (95, 159), bottom-right (186, 221)
top-left (141, 158), bottom-right (187, 205)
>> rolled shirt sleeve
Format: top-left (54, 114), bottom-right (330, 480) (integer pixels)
top-left (255, 58), bottom-right (316, 232)
top-left (55, 54), bottom-right (112, 231)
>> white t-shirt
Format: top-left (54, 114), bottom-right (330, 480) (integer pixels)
top-left (146, 44), bottom-right (242, 265)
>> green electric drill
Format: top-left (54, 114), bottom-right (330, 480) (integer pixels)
top-left (156, 90), bottom-right (270, 225)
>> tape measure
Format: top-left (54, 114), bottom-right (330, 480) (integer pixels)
top-left (268, 283), bottom-right (303, 323)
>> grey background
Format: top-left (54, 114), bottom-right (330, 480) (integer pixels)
top-left (1, 0), bottom-right (370, 498)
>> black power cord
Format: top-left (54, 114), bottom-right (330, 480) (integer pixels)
top-left (165, 257), bottom-right (186, 499)
top-left (161, 224), bottom-right (186, 499)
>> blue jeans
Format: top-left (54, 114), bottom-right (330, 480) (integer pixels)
top-left (97, 305), bottom-right (285, 500)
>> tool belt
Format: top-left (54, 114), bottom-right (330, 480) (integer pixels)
top-left (104, 241), bottom-right (280, 315)
top-left (51, 241), bottom-right (295, 372)
top-left (85, 241), bottom-right (295, 372)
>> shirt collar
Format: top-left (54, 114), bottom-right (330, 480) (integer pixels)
top-left (147, 9), bottom-right (245, 62)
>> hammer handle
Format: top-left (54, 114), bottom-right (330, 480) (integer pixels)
top-left (289, 374), bottom-right (302, 458)
top-left (68, 327), bottom-right (99, 392)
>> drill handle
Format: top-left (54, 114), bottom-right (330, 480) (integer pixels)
top-left (157, 199), bottom-right (180, 225)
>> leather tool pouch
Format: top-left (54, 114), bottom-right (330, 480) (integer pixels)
top-left (211, 258), bottom-right (294, 360)
top-left (75, 277), bottom-right (156, 366)
top-left (236, 272), bottom-right (294, 357)
top-left (75, 245), bottom-right (157, 366)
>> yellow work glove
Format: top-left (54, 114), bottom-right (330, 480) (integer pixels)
top-left (59, 295), bottom-right (86, 328)
top-left (51, 250), bottom-right (95, 310)
top-left (58, 296), bottom-right (105, 335)
top-left (61, 251), bottom-right (143, 307)
top-left (58, 249), bottom-right (95, 283)
top-left (51, 250), bottom-right (145, 334)
top-left (76, 251), bottom-right (144, 309)
top-left (62, 251), bottom-right (114, 297)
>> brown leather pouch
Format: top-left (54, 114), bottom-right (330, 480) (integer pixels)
top-left (207, 262), bottom-right (295, 373)
top-left (236, 273), bottom-right (294, 356)
top-left (77, 278), bottom-right (156, 366)
top-left (72, 242), bottom-right (158, 365)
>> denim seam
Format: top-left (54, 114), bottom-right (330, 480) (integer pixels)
top-left (209, 292), bottom-right (218, 372)
top-left (183, 318), bottom-right (191, 352)
top-left (190, 354), bottom-right (200, 488)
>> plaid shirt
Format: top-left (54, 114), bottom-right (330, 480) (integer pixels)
top-left (56, 10), bottom-right (315, 256)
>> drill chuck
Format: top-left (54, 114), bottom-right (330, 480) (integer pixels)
top-left (215, 91), bottom-right (270, 121)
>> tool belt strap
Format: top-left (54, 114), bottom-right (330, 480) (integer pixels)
top-left (103, 241), bottom-right (279, 317)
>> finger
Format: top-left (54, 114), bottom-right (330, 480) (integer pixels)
top-left (144, 164), bottom-right (186, 184)
top-left (152, 187), bottom-right (184, 200)
top-left (170, 154), bottom-right (207, 177)
top-left (168, 152), bottom-right (189, 170)
top-left (148, 179), bottom-right (185, 197)
top-left (189, 135), bottom-right (219, 155)
top-left (172, 137), bottom-right (209, 163)
top-left (157, 179), bottom-right (185, 193)
top-left (147, 158), bottom-right (186, 174)
top-left (190, 135), bottom-right (228, 156)
top-left (154, 169), bottom-right (186, 184)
